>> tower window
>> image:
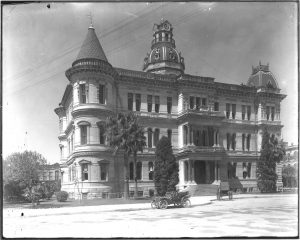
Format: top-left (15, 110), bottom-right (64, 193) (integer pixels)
top-left (226, 103), bottom-right (231, 119)
top-left (136, 162), bottom-right (142, 180)
top-left (196, 97), bottom-right (201, 110)
top-left (271, 107), bottom-right (275, 121)
top-left (128, 93), bottom-right (133, 111)
top-left (81, 163), bottom-right (89, 181)
top-left (135, 94), bottom-right (141, 111)
top-left (167, 129), bottom-right (172, 142)
top-left (189, 96), bottom-right (195, 109)
top-left (247, 106), bottom-right (251, 120)
top-left (232, 104), bottom-right (236, 119)
top-left (98, 122), bottom-right (105, 144)
top-left (80, 125), bottom-right (88, 145)
top-left (242, 105), bottom-right (246, 120)
top-left (214, 102), bottom-right (219, 111)
top-left (155, 96), bottom-right (160, 113)
top-left (147, 95), bottom-right (152, 112)
top-left (100, 163), bottom-right (108, 181)
top-left (79, 84), bottom-right (86, 104)
top-left (148, 162), bottom-right (154, 180)
top-left (99, 84), bottom-right (105, 104)
top-left (154, 128), bottom-right (160, 146)
top-left (266, 106), bottom-right (270, 120)
top-left (147, 128), bottom-right (152, 148)
top-left (167, 97), bottom-right (172, 114)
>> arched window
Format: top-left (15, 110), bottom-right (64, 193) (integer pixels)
top-left (136, 162), bottom-right (142, 180)
top-left (129, 162), bottom-right (134, 180)
top-left (148, 162), bottom-right (154, 180)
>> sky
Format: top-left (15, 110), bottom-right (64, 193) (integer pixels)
top-left (3, 2), bottom-right (298, 163)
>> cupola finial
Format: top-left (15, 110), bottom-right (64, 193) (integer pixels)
top-left (87, 11), bottom-right (94, 29)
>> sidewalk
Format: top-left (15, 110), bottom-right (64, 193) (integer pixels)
top-left (3, 195), bottom-right (215, 218)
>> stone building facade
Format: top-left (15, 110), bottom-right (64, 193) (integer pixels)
top-left (55, 19), bottom-right (286, 199)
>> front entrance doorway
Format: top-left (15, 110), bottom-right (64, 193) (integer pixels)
top-left (194, 161), bottom-right (206, 184)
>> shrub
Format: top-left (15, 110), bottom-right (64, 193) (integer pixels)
top-left (56, 191), bottom-right (68, 202)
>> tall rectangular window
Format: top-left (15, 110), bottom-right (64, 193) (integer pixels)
top-left (242, 134), bottom-right (246, 151)
top-left (81, 163), bottom-right (88, 181)
top-left (155, 96), bottom-right (160, 113)
top-left (99, 123), bottom-right (105, 144)
top-left (100, 163), bottom-right (108, 181)
top-left (189, 96), bottom-right (195, 109)
top-left (80, 125), bottom-right (88, 145)
top-left (167, 97), bottom-right (172, 114)
top-left (242, 105), bottom-right (246, 120)
top-left (247, 134), bottom-right (251, 151)
top-left (231, 133), bottom-right (236, 150)
top-left (247, 106), bottom-right (251, 120)
top-left (99, 84), bottom-right (105, 104)
top-left (79, 84), bottom-right (86, 103)
top-left (55, 171), bottom-right (59, 181)
top-left (271, 107), bottom-right (275, 121)
top-left (196, 97), bottom-right (201, 110)
top-left (128, 93), bottom-right (133, 111)
top-left (167, 129), bottom-right (172, 142)
top-left (232, 104), bottom-right (236, 119)
top-left (147, 128), bottom-right (152, 148)
top-left (147, 95), bottom-right (152, 112)
top-left (135, 94), bottom-right (141, 111)
top-left (214, 102), bottom-right (219, 111)
top-left (226, 133), bottom-right (231, 150)
top-left (154, 128), bottom-right (160, 146)
top-left (226, 103), bottom-right (231, 119)
top-left (202, 98), bottom-right (207, 106)
top-left (266, 106), bottom-right (270, 120)
top-left (183, 125), bottom-right (188, 145)
top-left (247, 163), bottom-right (252, 178)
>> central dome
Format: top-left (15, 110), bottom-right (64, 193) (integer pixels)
top-left (143, 19), bottom-right (185, 76)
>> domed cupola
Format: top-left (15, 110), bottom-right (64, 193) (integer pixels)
top-left (66, 24), bottom-right (115, 80)
top-left (247, 62), bottom-right (279, 91)
top-left (143, 19), bottom-right (185, 76)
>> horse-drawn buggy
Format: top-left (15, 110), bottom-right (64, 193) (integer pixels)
top-left (151, 191), bottom-right (191, 209)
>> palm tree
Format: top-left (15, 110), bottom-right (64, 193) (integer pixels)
top-left (105, 112), bottom-right (146, 199)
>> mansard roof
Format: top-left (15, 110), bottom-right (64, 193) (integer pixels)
top-left (75, 26), bottom-right (108, 63)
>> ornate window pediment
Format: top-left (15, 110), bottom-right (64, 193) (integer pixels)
top-left (78, 159), bottom-right (91, 165)
top-left (77, 121), bottom-right (91, 126)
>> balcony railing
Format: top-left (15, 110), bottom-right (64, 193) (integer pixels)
top-left (179, 108), bottom-right (224, 118)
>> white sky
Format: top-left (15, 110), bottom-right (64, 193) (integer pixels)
top-left (3, 2), bottom-right (298, 163)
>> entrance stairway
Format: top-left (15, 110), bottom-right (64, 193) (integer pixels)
top-left (185, 184), bottom-right (219, 196)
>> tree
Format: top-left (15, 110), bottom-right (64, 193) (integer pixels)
top-left (3, 151), bottom-right (47, 201)
top-left (256, 129), bottom-right (285, 192)
top-left (105, 112), bottom-right (146, 199)
top-left (154, 136), bottom-right (179, 196)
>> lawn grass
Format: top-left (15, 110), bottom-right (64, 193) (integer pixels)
top-left (3, 197), bottom-right (152, 209)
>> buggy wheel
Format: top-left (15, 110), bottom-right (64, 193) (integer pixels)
top-left (151, 200), bottom-right (157, 209)
top-left (182, 199), bottom-right (191, 208)
top-left (159, 200), bottom-right (168, 209)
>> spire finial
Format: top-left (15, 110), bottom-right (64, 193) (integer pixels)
top-left (87, 11), bottom-right (94, 29)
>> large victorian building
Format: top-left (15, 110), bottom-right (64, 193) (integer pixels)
top-left (55, 19), bottom-right (286, 199)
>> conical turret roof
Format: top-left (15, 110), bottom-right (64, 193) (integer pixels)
top-left (76, 26), bottom-right (108, 62)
